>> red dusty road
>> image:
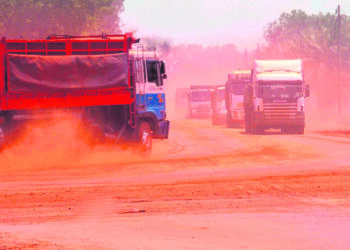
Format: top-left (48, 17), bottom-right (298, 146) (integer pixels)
top-left (1, 119), bottom-right (350, 249)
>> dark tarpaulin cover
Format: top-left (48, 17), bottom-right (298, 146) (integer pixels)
top-left (7, 53), bottom-right (129, 92)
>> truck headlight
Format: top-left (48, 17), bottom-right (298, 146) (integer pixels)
top-left (255, 98), bottom-right (264, 111)
top-left (220, 102), bottom-right (227, 113)
top-left (297, 98), bottom-right (305, 112)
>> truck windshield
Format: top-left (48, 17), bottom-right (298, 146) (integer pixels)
top-left (191, 91), bottom-right (211, 102)
top-left (257, 82), bottom-right (303, 99)
top-left (229, 83), bottom-right (248, 95)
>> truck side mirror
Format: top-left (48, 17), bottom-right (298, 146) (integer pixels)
top-left (162, 73), bottom-right (167, 80)
top-left (160, 61), bottom-right (166, 75)
top-left (305, 85), bottom-right (310, 97)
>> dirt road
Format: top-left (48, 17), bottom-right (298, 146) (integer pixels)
top-left (1, 119), bottom-right (350, 249)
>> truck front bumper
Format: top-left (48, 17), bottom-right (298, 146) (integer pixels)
top-left (213, 112), bottom-right (226, 122)
top-left (230, 109), bottom-right (245, 122)
top-left (191, 108), bottom-right (212, 118)
top-left (255, 111), bottom-right (305, 129)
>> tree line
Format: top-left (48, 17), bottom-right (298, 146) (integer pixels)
top-left (262, 9), bottom-right (350, 67)
top-left (261, 9), bottom-right (350, 120)
top-left (0, 0), bottom-right (124, 39)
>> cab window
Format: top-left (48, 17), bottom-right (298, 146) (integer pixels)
top-left (146, 60), bottom-right (162, 86)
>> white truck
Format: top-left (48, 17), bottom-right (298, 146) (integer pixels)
top-left (244, 59), bottom-right (310, 134)
top-left (188, 85), bottom-right (215, 118)
top-left (225, 70), bottom-right (251, 128)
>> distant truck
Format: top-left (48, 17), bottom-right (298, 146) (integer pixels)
top-left (211, 85), bottom-right (226, 125)
top-left (0, 33), bottom-right (169, 152)
top-left (225, 70), bottom-right (251, 128)
top-left (188, 85), bottom-right (215, 118)
top-left (175, 87), bottom-right (190, 117)
top-left (244, 59), bottom-right (310, 134)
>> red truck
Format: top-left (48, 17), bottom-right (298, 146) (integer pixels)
top-left (0, 33), bottom-right (169, 152)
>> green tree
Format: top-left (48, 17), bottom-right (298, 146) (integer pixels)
top-left (0, 0), bottom-right (124, 39)
top-left (264, 9), bottom-right (350, 64)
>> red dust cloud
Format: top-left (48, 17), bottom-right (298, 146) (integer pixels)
top-left (161, 42), bottom-right (350, 124)
top-left (0, 111), bottom-right (152, 177)
top-left (162, 44), bottom-right (245, 119)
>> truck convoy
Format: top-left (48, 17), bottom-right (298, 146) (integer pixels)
top-left (188, 85), bottom-right (215, 118)
top-left (244, 59), bottom-right (309, 134)
top-left (211, 85), bottom-right (226, 125)
top-left (0, 33), bottom-right (169, 152)
top-left (225, 70), bottom-right (251, 128)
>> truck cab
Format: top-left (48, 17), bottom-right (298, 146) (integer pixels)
top-left (245, 59), bottom-right (310, 134)
top-left (225, 70), bottom-right (251, 128)
top-left (188, 85), bottom-right (215, 118)
top-left (132, 49), bottom-right (169, 140)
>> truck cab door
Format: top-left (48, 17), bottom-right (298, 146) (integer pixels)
top-left (144, 60), bottom-right (166, 120)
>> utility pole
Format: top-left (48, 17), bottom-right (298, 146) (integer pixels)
top-left (299, 29), bottom-right (303, 59)
top-left (336, 4), bottom-right (342, 119)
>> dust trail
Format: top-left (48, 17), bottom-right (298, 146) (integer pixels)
top-left (0, 111), bottom-right (150, 175)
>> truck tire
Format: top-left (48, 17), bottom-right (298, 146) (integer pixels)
top-left (136, 121), bottom-right (152, 153)
top-left (282, 127), bottom-right (304, 135)
top-left (250, 115), bottom-right (256, 134)
top-left (250, 114), bottom-right (264, 135)
top-left (256, 125), bottom-right (264, 135)
top-left (227, 112), bottom-right (233, 128)
top-left (245, 112), bottom-right (251, 133)
top-left (0, 128), bottom-right (5, 152)
top-left (297, 126), bottom-right (305, 135)
top-left (293, 126), bottom-right (304, 134)
top-left (212, 115), bottom-right (218, 126)
top-left (281, 127), bottom-right (289, 134)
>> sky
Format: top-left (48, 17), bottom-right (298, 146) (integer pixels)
top-left (120, 0), bottom-right (350, 50)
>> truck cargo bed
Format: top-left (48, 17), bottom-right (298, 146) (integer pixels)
top-left (0, 34), bottom-right (136, 111)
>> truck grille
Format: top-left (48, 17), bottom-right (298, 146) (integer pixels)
top-left (263, 103), bottom-right (297, 119)
top-left (192, 107), bottom-right (212, 116)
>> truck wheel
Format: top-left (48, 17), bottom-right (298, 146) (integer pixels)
top-left (295, 126), bottom-right (304, 134)
top-left (136, 121), bottom-right (152, 153)
top-left (227, 112), bottom-right (233, 128)
top-left (282, 127), bottom-right (304, 135)
top-left (256, 125), bottom-right (265, 135)
top-left (212, 116), bottom-right (217, 126)
top-left (0, 128), bottom-right (5, 152)
top-left (250, 114), bottom-right (264, 135)
top-left (281, 127), bottom-right (289, 134)
top-left (245, 114), bottom-right (250, 133)
top-left (250, 113), bottom-right (258, 134)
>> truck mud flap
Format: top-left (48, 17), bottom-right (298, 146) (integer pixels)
top-left (157, 120), bottom-right (170, 139)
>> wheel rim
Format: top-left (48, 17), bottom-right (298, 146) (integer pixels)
top-left (138, 122), bottom-right (152, 153)
top-left (141, 129), bottom-right (151, 148)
